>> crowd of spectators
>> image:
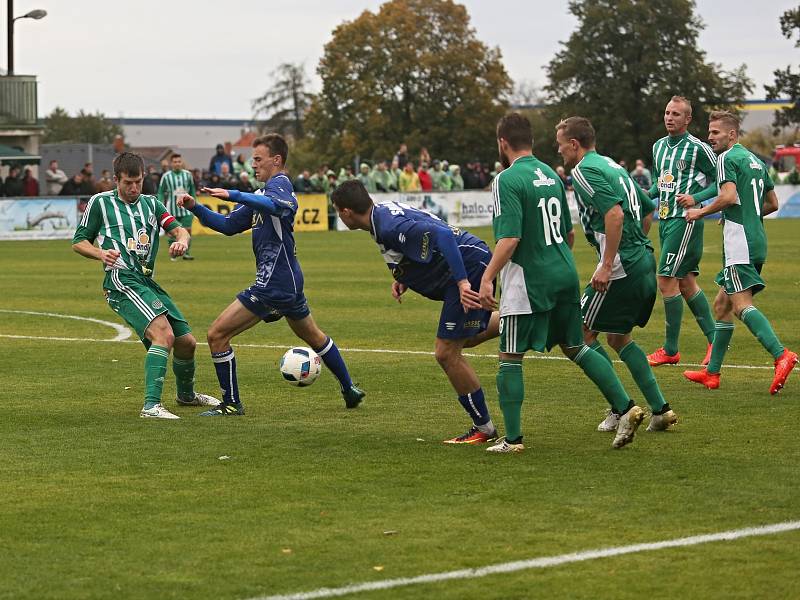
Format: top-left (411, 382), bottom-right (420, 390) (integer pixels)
top-left (290, 144), bottom-right (504, 196)
top-left (5, 142), bottom-right (800, 200)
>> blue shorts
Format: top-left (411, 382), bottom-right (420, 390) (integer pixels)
top-left (236, 286), bottom-right (310, 323)
top-left (437, 266), bottom-right (492, 340)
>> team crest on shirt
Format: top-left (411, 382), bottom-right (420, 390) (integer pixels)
top-left (533, 168), bottom-right (556, 187)
top-left (676, 159), bottom-right (687, 171)
top-left (127, 228), bottom-right (151, 257)
top-left (148, 214), bottom-right (157, 227)
top-left (658, 171), bottom-right (676, 192)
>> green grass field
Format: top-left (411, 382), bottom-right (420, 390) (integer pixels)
top-left (1, 220), bottom-right (799, 600)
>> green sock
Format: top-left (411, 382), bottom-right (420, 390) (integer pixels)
top-left (173, 356), bottom-right (196, 400)
top-left (144, 345), bottom-right (170, 409)
top-left (740, 306), bottom-right (784, 360)
top-left (686, 290), bottom-right (715, 344)
top-left (573, 345), bottom-right (631, 414)
top-left (496, 359), bottom-right (524, 442)
top-left (663, 294), bottom-right (683, 356)
top-left (619, 341), bottom-right (666, 413)
top-left (589, 340), bottom-right (613, 365)
top-left (707, 321), bottom-right (734, 374)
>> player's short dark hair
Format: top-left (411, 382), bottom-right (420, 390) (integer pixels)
top-left (709, 110), bottom-right (740, 133)
top-left (330, 180), bottom-right (374, 215)
top-left (254, 133), bottom-right (289, 165)
top-left (113, 152), bottom-right (145, 179)
top-left (496, 112), bottom-right (533, 150)
top-left (556, 116), bottom-right (596, 149)
top-left (171, 153), bottom-right (182, 159)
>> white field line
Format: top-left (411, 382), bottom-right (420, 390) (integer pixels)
top-left (0, 309), bottom-right (131, 341)
top-left (249, 520), bottom-right (800, 600)
top-left (0, 332), bottom-right (775, 370)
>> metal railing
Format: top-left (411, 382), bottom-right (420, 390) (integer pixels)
top-left (0, 75), bottom-right (38, 126)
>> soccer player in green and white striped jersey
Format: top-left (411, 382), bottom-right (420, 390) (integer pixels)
top-left (684, 111), bottom-right (798, 394)
top-left (647, 96), bottom-right (718, 368)
top-left (158, 153), bottom-right (197, 260)
top-left (72, 152), bottom-right (219, 418)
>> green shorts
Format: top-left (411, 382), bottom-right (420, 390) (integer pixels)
top-left (715, 263), bottom-right (765, 296)
top-left (177, 213), bottom-right (194, 229)
top-left (657, 217), bottom-right (704, 278)
top-left (103, 269), bottom-right (191, 347)
top-left (581, 252), bottom-right (657, 334)
top-left (499, 303), bottom-right (584, 354)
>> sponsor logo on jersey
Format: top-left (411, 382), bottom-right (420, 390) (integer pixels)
top-left (420, 231), bottom-right (430, 260)
top-left (464, 320), bottom-right (482, 329)
top-left (398, 233), bottom-right (406, 244)
top-left (252, 213), bottom-right (264, 228)
top-left (658, 171), bottom-right (677, 193)
top-left (748, 156), bottom-right (763, 171)
top-left (533, 168), bottom-right (556, 187)
top-left (127, 228), bottom-right (151, 257)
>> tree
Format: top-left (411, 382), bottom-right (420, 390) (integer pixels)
top-left (42, 107), bottom-right (123, 144)
top-left (304, 0), bottom-right (512, 168)
top-left (510, 79), bottom-right (543, 108)
top-left (252, 63), bottom-right (313, 140)
top-left (765, 7), bottom-right (800, 130)
top-left (545, 0), bottom-right (752, 165)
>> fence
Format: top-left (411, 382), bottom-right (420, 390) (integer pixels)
top-left (2, 187), bottom-right (799, 241)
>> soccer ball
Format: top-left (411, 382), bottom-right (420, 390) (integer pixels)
top-left (280, 347), bottom-right (322, 387)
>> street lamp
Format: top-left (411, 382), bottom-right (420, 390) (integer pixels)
top-left (6, 1), bottom-right (47, 76)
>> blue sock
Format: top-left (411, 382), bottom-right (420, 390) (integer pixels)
top-left (457, 388), bottom-right (491, 426)
top-left (314, 337), bottom-right (353, 391)
top-left (212, 348), bottom-right (240, 404)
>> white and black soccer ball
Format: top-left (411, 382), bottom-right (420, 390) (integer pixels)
top-left (280, 347), bottom-right (322, 386)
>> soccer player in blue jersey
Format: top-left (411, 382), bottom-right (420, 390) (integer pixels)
top-left (178, 134), bottom-right (364, 415)
top-left (332, 180), bottom-right (500, 444)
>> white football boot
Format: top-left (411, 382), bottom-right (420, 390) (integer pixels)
top-left (140, 403), bottom-right (181, 419)
top-left (176, 392), bottom-right (221, 407)
top-left (486, 437), bottom-right (525, 453)
top-left (597, 409), bottom-right (620, 432)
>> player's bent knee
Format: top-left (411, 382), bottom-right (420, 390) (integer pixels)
top-left (174, 333), bottom-right (197, 355)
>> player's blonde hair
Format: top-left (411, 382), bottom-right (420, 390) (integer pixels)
top-left (709, 110), bottom-right (740, 133)
top-left (669, 96), bottom-right (693, 117)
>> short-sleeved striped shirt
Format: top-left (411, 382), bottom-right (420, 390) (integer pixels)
top-left (652, 133), bottom-right (717, 219)
top-left (72, 190), bottom-right (180, 278)
top-left (158, 169), bottom-right (196, 217)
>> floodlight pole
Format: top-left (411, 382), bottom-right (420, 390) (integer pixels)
top-left (7, 0), bottom-right (13, 75)
top-left (7, 1), bottom-right (47, 75)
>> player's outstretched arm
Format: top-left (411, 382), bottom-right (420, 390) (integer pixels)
top-left (182, 193), bottom-right (251, 236)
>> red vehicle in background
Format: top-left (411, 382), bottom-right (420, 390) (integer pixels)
top-left (773, 144), bottom-right (800, 177)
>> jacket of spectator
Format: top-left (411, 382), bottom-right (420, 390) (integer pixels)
top-left (358, 163), bottom-right (377, 193)
top-left (45, 161), bottom-right (69, 195)
top-left (209, 144), bottom-right (234, 176)
top-left (294, 170), bottom-right (315, 193)
top-left (310, 169), bottom-right (332, 194)
top-left (418, 163), bottom-right (433, 191)
top-left (22, 169), bottom-right (39, 196)
top-left (371, 163), bottom-right (395, 192)
top-left (394, 144), bottom-right (409, 170)
top-left (462, 162), bottom-right (481, 189)
top-left (4, 168), bottom-right (25, 196)
top-left (398, 164), bottom-right (421, 192)
top-left (630, 160), bottom-right (652, 189)
top-left (233, 153), bottom-right (255, 180)
top-left (60, 173), bottom-right (86, 196)
top-left (449, 165), bottom-right (464, 191)
top-left (430, 163), bottom-right (452, 191)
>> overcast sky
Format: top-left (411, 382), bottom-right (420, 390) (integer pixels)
top-left (4, 0), bottom-right (798, 119)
